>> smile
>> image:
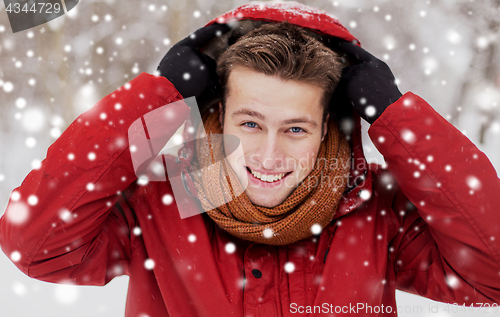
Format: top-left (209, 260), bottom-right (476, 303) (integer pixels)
top-left (246, 167), bottom-right (292, 183)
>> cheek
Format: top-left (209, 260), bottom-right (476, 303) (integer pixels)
top-left (222, 128), bottom-right (249, 170)
top-left (297, 148), bottom-right (318, 171)
top-left (227, 131), bottom-right (258, 157)
top-left (285, 139), bottom-right (321, 171)
top-left (226, 152), bottom-right (241, 173)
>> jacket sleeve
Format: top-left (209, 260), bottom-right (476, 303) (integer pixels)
top-left (0, 72), bottom-right (190, 286)
top-left (368, 92), bottom-right (500, 303)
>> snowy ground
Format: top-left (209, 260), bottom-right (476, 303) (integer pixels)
top-left (1, 0), bottom-right (499, 316)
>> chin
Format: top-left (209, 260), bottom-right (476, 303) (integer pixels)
top-left (246, 190), bottom-right (288, 208)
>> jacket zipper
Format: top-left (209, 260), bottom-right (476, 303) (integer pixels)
top-left (242, 268), bottom-right (246, 292)
top-left (324, 223), bottom-right (339, 263)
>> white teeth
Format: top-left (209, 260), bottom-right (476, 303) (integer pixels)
top-left (249, 168), bottom-right (286, 182)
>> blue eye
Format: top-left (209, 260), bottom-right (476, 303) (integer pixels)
top-left (244, 122), bottom-right (257, 128)
top-left (290, 127), bottom-right (304, 133)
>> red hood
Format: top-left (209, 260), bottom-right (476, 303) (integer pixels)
top-left (183, 1), bottom-right (373, 218)
top-left (204, 1), bottom-right (359, 45)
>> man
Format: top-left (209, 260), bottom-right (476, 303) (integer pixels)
top-left (1, 2), bottom-right (499, 317)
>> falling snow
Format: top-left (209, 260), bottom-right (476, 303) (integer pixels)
top-left (466, 175), bottom-right (481, 190)
top-left (162, 194), bottom-right (173, 205)
top-left (225, 242), bottom-right (236, 254)
top-left (54, 284), bottom-right (79, 305)
top-left (144, 259), bottom-right (155, 270)
top-left (446, 275), bottom-right (460, 289)
top-left (0, 1), bottom-right (499, 316)
top-left (263, 228), bottom-right (274, 239)
top-left (27, 195), bottom-right (38, 206)
top-left (284, 262), bottom-right (295, 273)
top-left (401, 129), bottom-right (416, 143)
top-left (10, 251), bottom-right (21, 262)
top-left (311, 223), bottom-right (322, 235)
top-left (59, 209), bottom-right (72, 222)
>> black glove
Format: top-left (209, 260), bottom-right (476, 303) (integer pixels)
top-left (157, 23), bottom-right (231, 113)
top-left (329, 40), bottom-right (402, 124)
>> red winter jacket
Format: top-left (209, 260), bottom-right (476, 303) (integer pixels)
top-left (1, 2), bottom-right (500, 317)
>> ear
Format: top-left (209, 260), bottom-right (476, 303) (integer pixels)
top-left (321, 113), bottom-right (329, 141)
top-left (218, 101), bottom-right (224, 128)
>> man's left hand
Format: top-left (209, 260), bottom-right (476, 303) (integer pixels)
top-left (330, 41), bottom-right (402, 124)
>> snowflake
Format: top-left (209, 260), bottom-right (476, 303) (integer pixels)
top-left (137, 176), bottom-right (149, 186)
top-left (54, 284), bottom-right (79, 305)
top-left (10, 251), bottom-right (21, 262)
top-left (446, 30), bottom-right (461, 44)
top-left (15, 98), bottom-right (26, 109)
top-left (162, 194), bottom-right (173, 205)
top-left (365, 105), bottom-right (377, 118)
top-left (59, 209), bottom-right (72, 222)
top-left (225, 242), bottom-right (236, 254)
top-left (466, 175), bottom-right (481, 190)
top-left (12, 281), bottom-right (27, 297)
top-left (401, 129), bottom-right (416, 143)
top-left (446, 275), bottom-right (459, 289)
top-left (144, 259), bottom-right (155, 270)
top-left (310, 223), bottom-right (322, 235)
top-left (263, 228), bottom-right (273, 238)
top-left (11, 191), bottom-right (21, 201)
top-left (284, 262), bottom-right (295, 273)
top-left (50, 128), bottom-right (61, 138)
top-left (358, 189), bottom-right (371, 200)
top-left (27, 195), bottom-right (38, 206)
top-left (25, 137), bottom-right (36, 148)
top-left (133, 227), bottom-right (142, 236)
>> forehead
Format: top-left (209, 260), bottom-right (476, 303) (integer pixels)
top-left (225, 66), bottom-right (324, 119)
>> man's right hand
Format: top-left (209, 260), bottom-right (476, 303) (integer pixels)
top-left (156, 23), bottom-right (231, 112)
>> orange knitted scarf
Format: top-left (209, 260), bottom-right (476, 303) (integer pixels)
top-left (191, 109), bottom-right (351, 245)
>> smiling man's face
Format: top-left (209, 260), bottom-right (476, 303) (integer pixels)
top-left (221, 66), bottom-right (328, 208)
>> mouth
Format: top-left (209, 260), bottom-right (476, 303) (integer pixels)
top-left (245, 166), bottom-right (292, 184)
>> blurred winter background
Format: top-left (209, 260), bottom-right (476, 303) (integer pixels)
top-left (0, 0), bottom-right (499, 316)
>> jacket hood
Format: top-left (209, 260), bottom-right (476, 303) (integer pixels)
top-left (181, 1), bottom-right (372, 218)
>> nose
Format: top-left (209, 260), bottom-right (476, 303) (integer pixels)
top-left (255, 133), bottom-right (285, 170)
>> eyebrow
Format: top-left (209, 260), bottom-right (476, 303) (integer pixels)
top-left (231, 108), bottom-right (265, 121)
top-left (231, 108), bottom-right (318, 127)
top-left (281, 117), bottom-right (318, 127)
